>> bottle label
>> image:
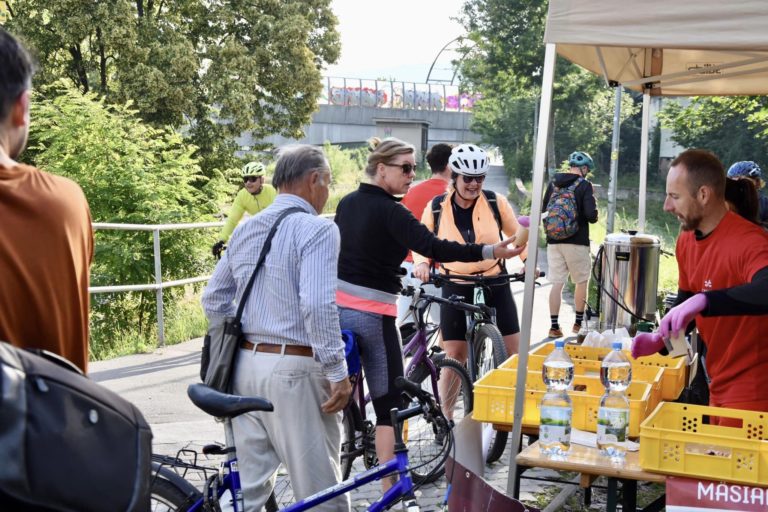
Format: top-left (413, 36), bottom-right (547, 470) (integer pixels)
top-left (540, 405), bottom-right (572, 444)
top-left (597, 407), bottom-right (628, 443)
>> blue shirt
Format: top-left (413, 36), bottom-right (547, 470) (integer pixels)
top-left (202, 194), bottom-right (347, 382)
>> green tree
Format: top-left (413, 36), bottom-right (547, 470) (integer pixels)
top-left (658, 96), bottom-right (768, 169)
top-left (25, 83), bottom-right (223, 357)
top-left (6, 0), bottom-right (340, 176)
top-left (457, 0), bottom-right (639, 180)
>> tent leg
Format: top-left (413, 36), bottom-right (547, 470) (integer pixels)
top-left (506, 42), bottom-right (557, 498)
top-left (606, 84), bottom-right (622, 234)
top-left (638, 91), bottom-right (651, 232)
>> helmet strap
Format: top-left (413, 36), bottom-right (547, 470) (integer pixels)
top-left (453, 185), bottom-right (477, 204)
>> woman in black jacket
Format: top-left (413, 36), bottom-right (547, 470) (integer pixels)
top-left (334, 138), bottom-right (523, 486)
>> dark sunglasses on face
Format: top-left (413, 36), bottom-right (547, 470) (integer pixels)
top-left (460, 175), bottom-right (486, 184)
top-left (385, 163), bottom-right (416, 174)
top-left (243, 176), bottom-right (262, 183)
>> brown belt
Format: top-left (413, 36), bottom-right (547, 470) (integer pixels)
top-left (239, 340), bottom-right (314, 357)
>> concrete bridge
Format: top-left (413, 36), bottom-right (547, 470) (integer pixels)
top-left (237, 77), bottom-right (482, 156)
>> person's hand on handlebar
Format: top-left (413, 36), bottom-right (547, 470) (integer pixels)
top-left (519, 264), bottom-right (541, 278)
top-left (413, 262), bottom-right (431, 283)
top-left (492, 236), bottom-right (526, 259)
top-left (212, 240), bottom-right (226, 259)
top-left (322, 377), bottom-right (352, 414)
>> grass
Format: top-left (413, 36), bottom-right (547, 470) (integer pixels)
top-left (90, 285), bottom-right (209, 360)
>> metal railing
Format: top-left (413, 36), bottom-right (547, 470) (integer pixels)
top-left (320, 76), bottom-right (481, 112)
top-left (89, 221), bottom-right (223, 346)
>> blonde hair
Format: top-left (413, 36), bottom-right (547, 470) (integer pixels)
top-left (364, 137), bottom-right (415, 178)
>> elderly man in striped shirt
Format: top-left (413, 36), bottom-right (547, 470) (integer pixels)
top-left (202, 145), bottom-right (352, 511)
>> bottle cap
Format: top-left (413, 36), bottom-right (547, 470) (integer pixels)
top-left (612, 341), bottom-right (622, 350)
top-left (554, 340), bottom-right (565, 348)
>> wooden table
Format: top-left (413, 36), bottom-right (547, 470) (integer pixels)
top-left (515, 441), bottom-right (665, 512)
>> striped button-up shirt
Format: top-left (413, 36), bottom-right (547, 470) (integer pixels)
top-left (202, 194), bottom-right (347, 382)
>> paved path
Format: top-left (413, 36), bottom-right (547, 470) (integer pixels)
top-left (91, 165), bottom-right (587, 509)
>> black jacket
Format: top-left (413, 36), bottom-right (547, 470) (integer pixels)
top-left (541, 172), bottom-right (598, 246)
top-left (335, 183), bottom-right (486, 294)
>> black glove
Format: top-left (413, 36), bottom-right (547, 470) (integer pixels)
top-left (212, 241), bottom-right (225, 258)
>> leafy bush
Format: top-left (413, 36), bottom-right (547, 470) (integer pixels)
top-left (25, 84), bottom-right (225, 357)
top-left (323, 142), bottom-right (367, 213)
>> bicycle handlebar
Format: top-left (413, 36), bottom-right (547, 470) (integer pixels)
top-left (401, 285), bottom-right (488, 315)
top-left (427, 271), bottom-right (544, 286)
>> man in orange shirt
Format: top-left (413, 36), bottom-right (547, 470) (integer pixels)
top-left (396, 143), bottom-right (452, 326)
top-left (0, 28), bottom-right (94, 372)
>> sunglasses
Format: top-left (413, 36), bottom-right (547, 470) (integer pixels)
top-left (243, 176), bottom-right (262, 183)
top-left (460, 175), bottom-right (486, 184)
top-left (384, 163), bottom-right (416, 174)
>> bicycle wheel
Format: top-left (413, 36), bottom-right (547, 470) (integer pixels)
top-left (150, 476), bottom-right (201, 512)
top-left (340, 403), bottom-right (362, 480)
top-left (405, 357), bottom-right (472, 484)
top-left (472, 323), bottom-right (508, 463)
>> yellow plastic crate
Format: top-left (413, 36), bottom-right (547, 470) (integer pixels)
top-left (501, 354), bottom-right (664, 410)
top-left (530, 342), bottom-right (686, 400)
top-left (640, 402), bottom-right (768, 486)
top-left (473, 368), bottom-right (655, 436)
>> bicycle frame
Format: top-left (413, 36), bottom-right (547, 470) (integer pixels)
top-left (284, 450), bottom-right (415, 512)
top-left (178, 408), bottom-right (420, 512)
top-left (348, 301), bottom-right (443, 434)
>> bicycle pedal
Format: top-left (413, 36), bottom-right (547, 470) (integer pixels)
top-left (202, 443), bottom-right (232, 456)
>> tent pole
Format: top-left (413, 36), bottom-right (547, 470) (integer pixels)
top-left (638, 91), bottom-right (651, 232)
top-left (606, 84), bottom-right (622, 234)
top-left (505, 43), bottom-right (557, 498)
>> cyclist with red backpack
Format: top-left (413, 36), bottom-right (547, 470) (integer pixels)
top-left (542, 150), bottom-right (599, 338)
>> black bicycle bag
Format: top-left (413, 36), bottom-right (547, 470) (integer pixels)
top-left (0, 341), bottom-right (152, 511)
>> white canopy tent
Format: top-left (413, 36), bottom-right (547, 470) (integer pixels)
top-left (509, 0), bottom-right (768, 496)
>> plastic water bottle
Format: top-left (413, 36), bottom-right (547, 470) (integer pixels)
top-left (597, 341), bottom-right (632, 462)
top-left (539, 340), bottom-right (574, 457)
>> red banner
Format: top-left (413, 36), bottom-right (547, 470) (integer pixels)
top-left (666, 476), bottom-right (768, 511)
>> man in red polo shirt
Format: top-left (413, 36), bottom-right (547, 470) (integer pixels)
top-left (396, 143), bottom-right (452, 326)
top-left (633, 149), bottom-right (768, 418)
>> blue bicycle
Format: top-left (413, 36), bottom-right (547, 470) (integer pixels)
top-left (150, 378), bottom-right (452, 511)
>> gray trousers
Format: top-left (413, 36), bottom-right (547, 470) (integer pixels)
top-left (231, 348), bottom-right (350, 511)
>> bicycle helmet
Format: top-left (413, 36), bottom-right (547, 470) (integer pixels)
top-left (448, 144), bottom-right (489, 176)
top-left (568, 151), bottom-right (595, 170)
top-left (241, 161), bottom-right (266, 177)
top-left (727, 161), bottom-right (762, 179)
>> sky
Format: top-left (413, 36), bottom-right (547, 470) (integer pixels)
top-left (325, 0), bottom-right (468, 84)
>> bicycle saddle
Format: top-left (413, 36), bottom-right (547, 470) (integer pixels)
top-left (187, 383), bottom-right (274, 419)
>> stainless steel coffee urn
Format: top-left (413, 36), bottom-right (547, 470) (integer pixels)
top-left (597, 233), bottom-right (661, 332)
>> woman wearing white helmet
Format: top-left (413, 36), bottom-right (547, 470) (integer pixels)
top-left (413, 143), bottom-right (530, 371)
top-left (334, 138), bottom-right (525, 489)
top-left (212, 161), bottom-right (277, 257)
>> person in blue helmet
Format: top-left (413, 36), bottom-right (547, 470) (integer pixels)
top-left (541, 150), bottom-right (599, 338)
top-left (727, 161), bottom-right (768, 225)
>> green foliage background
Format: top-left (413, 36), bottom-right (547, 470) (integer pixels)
top-left (456, 0), bottom-right (640, 184)
top-left (5, 0), bottom-right (341, 179)
top-left (24, 84), bottom-right (224, 359)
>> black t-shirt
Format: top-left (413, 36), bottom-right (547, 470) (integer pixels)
top-left (452, 196), bottom-right (476, 243)
top-left (335, 183), bottom-right (486, 294)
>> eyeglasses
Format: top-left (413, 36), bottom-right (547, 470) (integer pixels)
top-left (243, 176), bottom-right (262, 183)
top-left (384, 163), bottom-right (416, 174)
top-left (460, 175), bottom-right (486, 184)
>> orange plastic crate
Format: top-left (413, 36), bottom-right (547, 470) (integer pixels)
top-left (640, 402), bottom-right (768, 486)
